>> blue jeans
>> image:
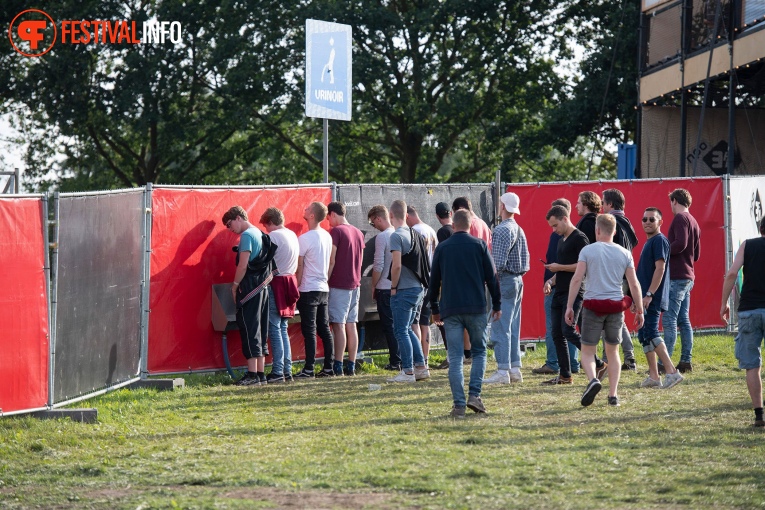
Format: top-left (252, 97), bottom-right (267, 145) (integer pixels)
top-left (662, 279), bottom-right (694, 363)
top-left (544, 293), bottom-right (580, 372)
top-left (391, 287), bottom-right (425, 370)
top-left (268, 286), bottom-right (291, 376)
top-left (490, 273), bottom-right (523, 370)
top-left (445, 313), bottom-right (488, 407)
top-left (638, 299), bottom-right (662, 352)
top-left (735, 309), bottom-right (765, 369)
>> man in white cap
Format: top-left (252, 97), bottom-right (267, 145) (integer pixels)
top-left (485, 192), bottom-right (529, 384)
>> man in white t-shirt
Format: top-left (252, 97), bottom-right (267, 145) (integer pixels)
top-left (406, 205), bottom-right (438, 363)
top-left (259, 207), bottom-right (300, 383)
top-left (295, 202), bottom-right (334, 379)
top-left (566, 214), bottom-right (644, 408)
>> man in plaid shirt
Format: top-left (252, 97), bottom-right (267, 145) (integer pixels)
top-left (485, 192), bottom-right (530, 384)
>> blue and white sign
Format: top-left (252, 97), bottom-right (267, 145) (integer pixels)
top-left (306, 19), bottom-right (352, 121)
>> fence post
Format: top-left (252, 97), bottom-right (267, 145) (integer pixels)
top-left (139, 183), bottom-right (153, 378)
top-left (722, 174), bottom-right (735, 333)
top-left (47, 192), bottom-right (59, 407)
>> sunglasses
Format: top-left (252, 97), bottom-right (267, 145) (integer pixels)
top-left (642, 217), bottom-right (657, 223)
top-left (226, 220), bottom-right (233, 228)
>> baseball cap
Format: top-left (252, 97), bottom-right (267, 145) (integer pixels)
top-left (500, 192), bottom-right (521, 215)
top-left (435, 202), bottom-right (450, 219)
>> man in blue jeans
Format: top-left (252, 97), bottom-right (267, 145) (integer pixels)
top-left (721, 219), bottom-right (765, 427)
top-left (430, 209), bottom-right (501, 417)
top-left (662, 189), bottom-right (701, 373)
top-left (386, 199), bottom-right (430, 383)
top-left (534, 198), bottom-right (580, 376)
top-left (634, 207), bottom-right (683, 389)
top-left (484, 192), bottom-right (529, 385)
top-left (260, 207), bottom-right (300, 383)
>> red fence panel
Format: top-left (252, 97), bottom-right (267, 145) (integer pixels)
top-left (508, 177), bottom-right (726, 340)
top-left (0, 197), bottom-right (49, 414)
top-left (148, 187), bottom-right (333, 374)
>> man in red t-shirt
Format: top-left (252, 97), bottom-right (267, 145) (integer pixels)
top-left (327, 201), bottom-right (366, 376)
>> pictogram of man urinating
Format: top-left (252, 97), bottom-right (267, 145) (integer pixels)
top-left (321, 38), bottom-right (336, 84)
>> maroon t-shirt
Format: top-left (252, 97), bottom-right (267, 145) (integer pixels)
top-left (667, 211), bottom-right (701, 281)
top-left (328, 223), bottom-right (365, 289)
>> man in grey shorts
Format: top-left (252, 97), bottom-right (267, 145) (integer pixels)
top-left (566, 214), bottom-right (644, 407)
top-left (327, 201), bottom-right (365, 376)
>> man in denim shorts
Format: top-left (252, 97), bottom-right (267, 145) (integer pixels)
top-left (721, 219), bottom-right (765, 427)
top-left (566, 214), bottom-right (644, 407)
top-left (327, 201), bottom-right (365, 376)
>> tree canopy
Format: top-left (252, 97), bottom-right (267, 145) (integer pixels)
top-left (1, 0), bottom-right (636, 190)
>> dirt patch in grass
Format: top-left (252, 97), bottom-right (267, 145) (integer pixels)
top-left (85, 486), bottom-right (415, 509)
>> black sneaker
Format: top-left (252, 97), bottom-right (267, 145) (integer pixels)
top-left (316, 369), bottom-right (335, 378)
top-left (676, 361), bottom-right (693, 373)
top-left (384, 363), bottom-right (402, 371)
top-left (266, 373), bottom-right (285, 384)
top-left (621, 359), bottom-right (637, 372)
top-left (581, 378), bottom-right (602, 407)
top-left (258, 373), bottom-right (267, 385)
top-left (284, 373), bottom-right (294, 383)
top-left (608, 396), bottom-right (621, 407)
top-left (295, 369), bottom-right (315, 379)
top-left (235, 372), bottom-right (260, 386)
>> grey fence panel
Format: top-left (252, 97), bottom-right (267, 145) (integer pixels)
top-left (53, 190), bottom-right (144, 403)
top-left (336, 183), bottom-right (495, 351)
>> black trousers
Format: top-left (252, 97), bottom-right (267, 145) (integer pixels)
top-left (236, 289), bottom-right (269, 359)
top-left (297, 291), bottom-right (334, 372)
top-left (550, 291), bottom-right (583, 378)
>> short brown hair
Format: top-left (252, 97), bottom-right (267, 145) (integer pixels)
top-left (597, 213), bottom-right (616, 236)
top-left (309, 202), bottom-right (328, 222)
top-left (668, 188), bottom-right (692, 207)
top-left (367, 204), bottom-right (388, 221)
top-left (546, 205), bottom-right (569, 221)
top-left (551, 198), bottom-right (571, 212)
top-left (453, 209), bottom-right (472, 230)
top-left (452, 196), bottom-right (472, 212)
top-left (602, 189), bottom-right (625, 211)
top-left (222, 206), bottom-right (247, 225)
top-left (327, 201), bottom-right (346, 216)
top-left (259, 207), bottom-right (284, 226)
top-left (578, 191), bottom-right (602, 213)
top-left (390, 200), bottom-right (406, 221)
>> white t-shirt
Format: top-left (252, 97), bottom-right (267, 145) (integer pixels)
top-left (413, 222), bottom-right (438, 265)
top-left (298, 228), bottom-right (332, 292)
top-left (579, 242), bottom-right (634, 301)
top-left (269, 227), bottom-right (299, 275)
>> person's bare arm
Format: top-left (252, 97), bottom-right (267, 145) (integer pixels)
top-left (232, 251), bottom-right (250, 299)
top-left (721, 241), bottom-right (746, 322)
top-left (565, 261), bottom-right (587, 325)
top-left (328, 245), bottom-right (337, 281)
top-left (296, 256), bottom-right (305, 288)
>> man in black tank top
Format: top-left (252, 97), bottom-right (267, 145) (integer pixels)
top-left (721, 220), bottom-right (765, 427)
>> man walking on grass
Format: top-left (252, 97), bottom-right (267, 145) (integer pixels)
top-left (664, 188), bottom-right (701, 373)
top-left (567, 214), bottom-right (644, 407)
top-left (601, 188), bottom-right (640, 372)
top-left (484, 192), bottom-right (528, 385)
top-left (533, 198), bottom-right (580, 377)
top-left (543, 205), bottom-right (604, 386)
top-left (429, 209), bottom-right (501, 417)
top-left (634, 207), bottom-right (683, 389)
top-left (721, 219), bottom-right (765, 427)
top-left (327, 201), bottom-right (365, 376)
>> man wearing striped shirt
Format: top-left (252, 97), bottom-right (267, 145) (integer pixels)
top-left (485, 192), bottom-right (530, 384)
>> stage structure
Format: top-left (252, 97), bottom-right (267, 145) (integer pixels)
top-left (639, 0), bottom-right (765, 178)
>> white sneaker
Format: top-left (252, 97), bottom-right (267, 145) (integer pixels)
top-left (662, 371), bottom-right (684, 389)
top-left (509, 368), bottom-right (523, 383)
top-left (640, 376), bottom-right (662, 388)
top-left (414, 367), bottom-right (431, 381)
top-left (387, 370), bottom-right (416, 383)
top-left (483, 371), bottom-right (511, 385)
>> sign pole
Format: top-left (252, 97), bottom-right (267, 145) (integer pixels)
top-left (323, 118), bottom-right (329, 183)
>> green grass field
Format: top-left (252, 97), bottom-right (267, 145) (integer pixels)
top-left (2, 334), bottom-right (764, 509)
